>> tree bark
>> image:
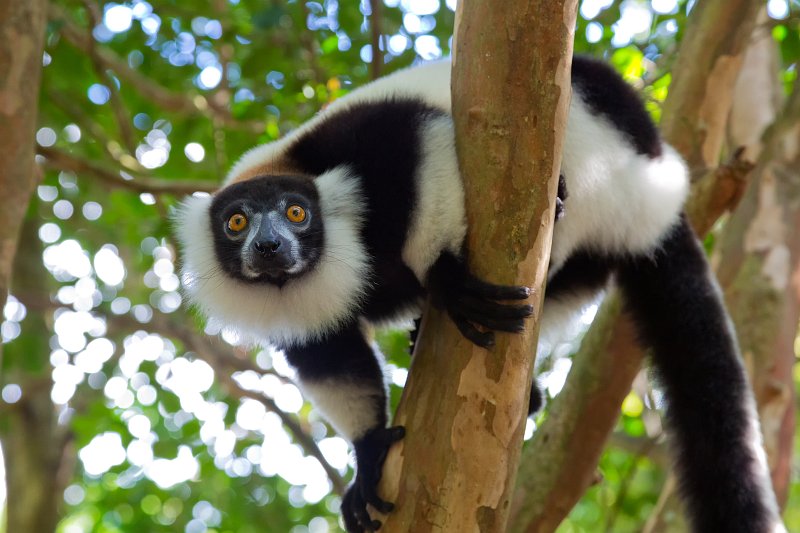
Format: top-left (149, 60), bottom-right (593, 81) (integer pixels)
top-left (716, 21), bottom-right (799, 505)
top-left (1, 218), bottom-right (72, 533)
top-left (0, 1), bottom-right (51, 531)
top-left (507, 0), bottom-right (763, 530)
top-left (0, 0), bottom-right (47, 330)
top-left (377, 1), bottom-right (577, 531)
top-left (660, 0), bottom-right (764, 174)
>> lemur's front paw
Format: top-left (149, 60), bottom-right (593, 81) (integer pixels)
top-left (341, 426), bottom-right (405, 532)
top-left (450, 275), bottom-right (533, 348)
top-left (428, 252), bottom-right (533, 348)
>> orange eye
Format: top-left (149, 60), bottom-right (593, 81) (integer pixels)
top-left (227, 213), bottom-right (247, 232)
top-left (286, 205), bottom-right (306, 223)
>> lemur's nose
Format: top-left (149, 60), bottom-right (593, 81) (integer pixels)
top-left (253, 239), bottom-right (281, 257)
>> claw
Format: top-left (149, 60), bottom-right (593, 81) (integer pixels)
top-left (462, 276), bottom-right (531, 300)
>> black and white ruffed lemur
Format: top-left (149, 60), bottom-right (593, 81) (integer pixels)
top-left (175, 57), bottom-right (786, 532)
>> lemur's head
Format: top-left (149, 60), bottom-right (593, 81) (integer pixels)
top-left (208, 175), bottom-right (323, 287)
top-left (174, 164), bottom-right (369, 344)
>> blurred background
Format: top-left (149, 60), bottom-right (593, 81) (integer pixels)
top-left (0, 0), bottom-right (798, 532)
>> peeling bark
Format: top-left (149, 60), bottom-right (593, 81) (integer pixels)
top-left (377, 1), bottom-right (577, 531)
top-left (660, 0), bottom-right (763, 174)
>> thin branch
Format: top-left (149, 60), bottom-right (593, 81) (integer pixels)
top-left (686, 147), bottom-right (754, 236)
top-left (106, 312), bottom-right (347, 495)
top-left (607, 431), bottom-right (668, 468)
top-left (37, 146), bottom-right (218, 195)
top-left (642, 474), bottom-right (684, 533)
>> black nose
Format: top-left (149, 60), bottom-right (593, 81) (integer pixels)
top-left (253, 239), bottom-right (281, 257)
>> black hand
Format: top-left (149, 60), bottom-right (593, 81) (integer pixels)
top-left (341, 426), bottom-right (405, 532)
top-left (427, 251), bottom-right (533, 349)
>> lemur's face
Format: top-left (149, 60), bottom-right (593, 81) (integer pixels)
top-left (209, 176), bottom-right (324, 287)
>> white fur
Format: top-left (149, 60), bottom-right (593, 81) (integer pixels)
top-left (743, 399), bottom-right (785, 530)
top-left (402, 116), bottom-right (467, 282)
top-left (175, 167), bottom-right (370, 345)
top-left (538, 291), bottom-right (601, 348)
top-left (298, 379), bottom-right (386, 441)
top-left (323, 60), bottom-right (452, 115)
top-left (550, 93), bottom-right (689, 274)
top-left (225, 62), bottom-right (452, 185)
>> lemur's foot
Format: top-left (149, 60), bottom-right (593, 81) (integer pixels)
top-left (341, 426), bottom-right (405, 532)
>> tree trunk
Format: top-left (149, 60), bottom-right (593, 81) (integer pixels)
top-left (716, 19), bottom-right (799, 506)
top-left (377, 1), bottom-right (577, 531)
top-left (0, 1), bottom-right (51, 531)
top-left (507, 0), bottom-right (763, 530)
top-left (1, 218), bottom-right (72, 533)
top-left (0, 0), bottom-right (47, 325)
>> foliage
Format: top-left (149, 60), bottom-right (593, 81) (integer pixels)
top-left (0, 0), bottom-right (797, 532)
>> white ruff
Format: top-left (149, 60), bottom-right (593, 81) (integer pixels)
top-left (175, 168), bottom-right (370, 345)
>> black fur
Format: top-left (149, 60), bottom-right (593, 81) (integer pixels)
top-left (571, 56), bottom-right (663, 158)
top-left (616, 216), bottom-right (771, 533)
top-left (285, 99), bottom-right (448, 322)
top-left (545, 248), bottom-right (616, 301)
top-left (287, 100), bottom-right (447, 258)
top-left (343, 426), bottom-right (406, 533)
top-left (361, 261), bottom-right (425, 322)
top-left (555, 173), bottom-right (568, 221)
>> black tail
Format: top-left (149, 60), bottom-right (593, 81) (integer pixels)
top-left (616, 215), bottom-right (782, 533)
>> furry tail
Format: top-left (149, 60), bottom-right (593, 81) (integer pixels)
top-left (616, 215), bottom-right (784, 533)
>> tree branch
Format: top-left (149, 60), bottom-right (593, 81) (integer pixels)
top-left (714, 27), bottom-right (800, 505)
top-left (153, 319), bottom-right (348, 496)
top-left (79, 0), bottom-right (138, 155)
top-left (379, 1), bottom-right (578, 531)
top-left (45, 88), bottom-right (129, 164)
top-left (37, 146), bottom-right (218, 195)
